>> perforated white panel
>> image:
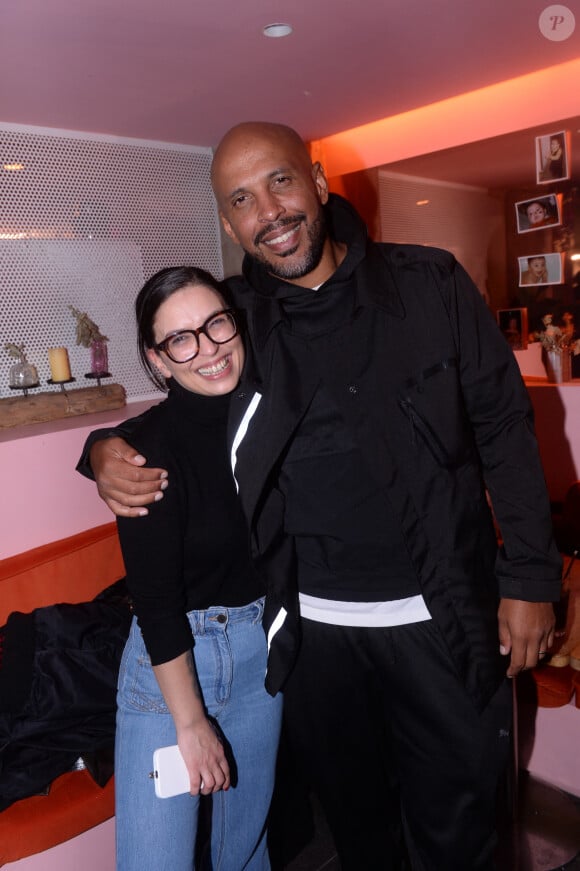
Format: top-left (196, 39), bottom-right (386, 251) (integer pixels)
top-left (0, 125), bottom-right (222, 401)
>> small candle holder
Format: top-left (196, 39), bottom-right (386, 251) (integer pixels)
top-left (47, 377), bottom-right (76, 393)
top-left (85, 371), bottom-right (112, 388)
top-left (9, 382), bottom-right (39, 398)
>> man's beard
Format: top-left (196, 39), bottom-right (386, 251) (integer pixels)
top-left (246, 207), bottom-right (328, 281)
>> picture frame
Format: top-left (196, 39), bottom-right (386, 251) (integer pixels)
top-left (515, 194), bottom-right (562, 234)
top-left (535, 130), bottom-right (570, 184)
top-left (518, 252), bottom-right (564, 287)
top-left (496, 307), bottom-right (528, 350)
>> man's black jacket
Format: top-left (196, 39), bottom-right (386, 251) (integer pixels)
top-left (78, 195), bottom-right (561, 711)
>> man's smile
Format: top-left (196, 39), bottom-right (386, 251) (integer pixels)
top-left (255, 215), bottom-right (305, 254)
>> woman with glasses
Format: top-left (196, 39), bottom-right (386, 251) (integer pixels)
top-left (113, 266), bottom-right (282, 870)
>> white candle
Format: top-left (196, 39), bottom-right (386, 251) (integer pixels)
top-left (48, 347), bottom-right (72, 382)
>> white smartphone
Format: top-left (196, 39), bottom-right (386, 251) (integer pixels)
top-left (151, 744), bottom-right (192, 799)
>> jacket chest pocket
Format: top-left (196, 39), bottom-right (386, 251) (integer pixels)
top-left (398, 358), bottom-right (475, 468)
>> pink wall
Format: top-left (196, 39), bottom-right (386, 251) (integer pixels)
top-left (1, 402), bottom-right (158, 869)
top-left (526, 383), bottom-right (580, 503)
top-left (6, 820), bottom-right (115, 871)
top-left (0, 399), bottom-right (156, 559)
top-left (521, 702), bottom-right (580, 798)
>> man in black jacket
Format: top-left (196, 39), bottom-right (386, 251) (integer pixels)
top-left (82, 122), bottom-right (561, 870)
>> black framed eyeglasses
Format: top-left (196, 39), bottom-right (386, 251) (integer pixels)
top-left (154, 309), bottom-right (239, 364)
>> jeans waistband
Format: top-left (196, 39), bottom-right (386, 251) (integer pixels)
top-left (187, 597), bottom-right (265, 635)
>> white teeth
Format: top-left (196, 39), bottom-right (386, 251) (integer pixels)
top-left (265, 226), bottom-right (296, 246)
top-left (198, 357), bottom-right (230, 376)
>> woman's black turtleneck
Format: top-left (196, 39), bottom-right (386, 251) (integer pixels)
top-left (116, 379), bottom-right (261, 665)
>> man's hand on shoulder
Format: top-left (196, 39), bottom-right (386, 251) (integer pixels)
top-left (498, 598), bottom-right (555, 678)
top-left (90, 437), bottom-right (168, 517)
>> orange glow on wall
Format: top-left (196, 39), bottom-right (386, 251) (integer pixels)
top-left (309, 59), bottom-right (580, 177)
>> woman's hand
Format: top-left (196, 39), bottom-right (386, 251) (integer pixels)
top-left (177, 719), bottom-right (230, 795)
top-left (153, 652), bottom-right (230, 795)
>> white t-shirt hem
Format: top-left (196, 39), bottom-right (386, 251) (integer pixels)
top-left (298, 592), bottom-right (432, 627)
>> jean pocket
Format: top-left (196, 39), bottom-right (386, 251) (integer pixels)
top-left (117, 631), bottom-right (169, 714)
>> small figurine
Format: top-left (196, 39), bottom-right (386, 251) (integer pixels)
top-left (562, 311), bottom-right (575, 340)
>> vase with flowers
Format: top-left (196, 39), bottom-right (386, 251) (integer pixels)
top-left (534, 313), bottom-right (580, 383)
top-left (5, 342), bottom-right (39, 394)
top-left (68, 305), bottom-right (110, 378)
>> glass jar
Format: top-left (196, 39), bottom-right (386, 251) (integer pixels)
top-left (90, 339), bottom-right (109, 375)
top-left (9, 360), bottom-right (39, 388)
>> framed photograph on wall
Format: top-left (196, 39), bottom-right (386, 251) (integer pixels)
top-left (515, 194), bottom-right (562, 234)
top-left (496, 307), bottom-right (528, 350)
top-left (536, 130), bottom-right (570, 184)
top-left (518, 252), bottom-right (564, 287)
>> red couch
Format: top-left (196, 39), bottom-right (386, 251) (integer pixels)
top-left (0, 523), bottom-right (125, 865)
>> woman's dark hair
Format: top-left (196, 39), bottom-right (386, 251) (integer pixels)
top-left (135, 266), bottom-right (226, 391)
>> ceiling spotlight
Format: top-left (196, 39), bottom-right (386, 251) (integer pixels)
top-left (416, 199), bottom-right (430, 206)
top-left (263, 23), bottom-right (293, 38)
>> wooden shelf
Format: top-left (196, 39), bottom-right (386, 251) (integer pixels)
top-left (0, 383), bottom-right (126, 429)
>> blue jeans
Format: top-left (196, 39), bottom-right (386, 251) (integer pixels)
top-left (115, 599), bottom-right (283, 871)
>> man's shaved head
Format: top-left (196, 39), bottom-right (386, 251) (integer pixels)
top-left (211, 122), bottom-right (312, 198)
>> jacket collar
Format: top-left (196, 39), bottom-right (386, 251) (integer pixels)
top-left (234, 194), bottom-right (405, 350)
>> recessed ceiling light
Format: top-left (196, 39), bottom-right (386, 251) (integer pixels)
top-left (416, 199), bottom-right (430, 206)
top-left (263, 23), bottom-right (293, 38)
top-left (3, 162), bottom-right (24, 171)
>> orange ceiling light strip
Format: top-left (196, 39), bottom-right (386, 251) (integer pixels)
top-left (310, 58), bottom-right (580, 177)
